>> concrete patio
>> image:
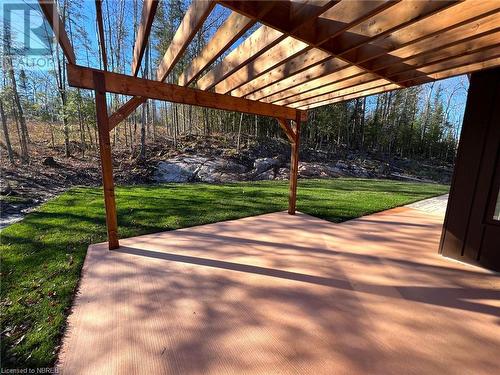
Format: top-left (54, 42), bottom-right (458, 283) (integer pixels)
top-left (58, 200), bottom-right (500, 374)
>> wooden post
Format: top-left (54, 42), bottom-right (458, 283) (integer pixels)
top-left (288, 115), bottom-right (300, 215)
top-left (93, 71), bottom-right (119, 249)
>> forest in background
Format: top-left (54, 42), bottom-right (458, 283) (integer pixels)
top-left (1, 0), bottom-right (468, 168)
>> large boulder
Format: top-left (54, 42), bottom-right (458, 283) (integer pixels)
top-left (197, 159), bottom-right (247, 183)
top-left (154, 156), bottom-right (208, 182)
top-left (275, 167), bottom-right (290, 180)
top-left (154, 156), bottom-right (247, 183)
top-left (298, 162), bottom-right (342, 178)
top-left (254, 168), bottom-right (275, 180)
top-left (253, 157), bottom-right (280, 175)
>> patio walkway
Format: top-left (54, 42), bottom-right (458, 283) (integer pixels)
top-left (58, 202), bottom-right (500, 374)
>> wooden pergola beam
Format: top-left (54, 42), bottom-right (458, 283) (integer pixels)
top-left (95, 0), bottom-right (108, 71)
top-left (67, 64), bottom-right (305, 121)
top-left (263, 65), bottom-right (366, 104)
top-left (178, 11), bottom-right (255, 86)
top-left (219, 0), bottom-right (461, 91)
top-left (110, 0), bottom-right (215, 129)
top-left (236, 5), bottom-right (500, 103)
top-left (196, 25), bottom-right (285, 90)
top-left (341, 2), bottom-right (500, 73)
top-left (157, 0), bottom-right (215, 82)
top-left (214, 36), bottom-right (310, 94)
top-left (231, 49), bottom-right (332, 98)
top-left (298, 84), bottom-right (401, 110)
top-left (109, 97), bottom-right (147, 130)
top-left (198, 0), bottom-right (339, 91)
top-left (38, 0), bottom-right (76, 64)
top-left (281, 76), bottom-right (387, 108)
top-left (219, 0), bottom-right (396, 97)
top-left (132, 0), bottom-right (159, 77)
top-left (289, 79), bottom-right (391, 109)
top-left (271, 30), bottom-right (500, 107)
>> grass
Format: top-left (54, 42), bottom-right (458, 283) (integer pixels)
top-left (0, 178), bottom-right (448, 368)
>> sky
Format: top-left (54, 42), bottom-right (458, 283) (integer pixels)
top-left (1, 0), bottom-right (469, 130)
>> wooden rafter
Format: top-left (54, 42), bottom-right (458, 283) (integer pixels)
top-left (342, 1), bottom-right (500, 71)
top-left (262, 65), bottom-right (365, 103)
top-left (298, 57), bottom-right (500, 110)
top-left (230, 49), bottom-right (332, 98)
top-left (132, 0), bottom-right (159, 76)
top-left (243, 55), bottom-right (346, 101)
top-left (197, 0), bottom-right (339, 91)
top-left (219, 0), bottom-right (396, 97)
top-left (392, 46), bottom-right (500, 84)
top-left (110, 0), bottom-right (215, 128)
top-left (67, 64), bottom-right (305, 121)
top-left (366, 14), bottom-right (500, 73)
top-left (214, 36), bottom-right (310, 94)
top-left (380, 33), bottom-right (500, 79)
top-left (178, 12), bottom-right (255, 86)
top-left (95, 0), bottom-right (108, 71)
top-left (220, 0), bottom-right (460, 91)
top-left (276, 31), bottom-right (500, 107)
top-left (238, 5), bottom-right (500, 104)
top-left (38, 0), bottom-right (76, 64)
top-left (196, 25), bottom-right (285, 90)
top-left (275, 74), bottom-right (385, 107)
top-left (289, 79), bottom-right (392, 109)
top-left (157, 0), bottom-right (215, 82)
top-left (298, 84), bottom-right (401, 110)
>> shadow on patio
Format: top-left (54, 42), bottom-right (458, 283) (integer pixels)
top-left (57, 209), bottom-right (500, 375)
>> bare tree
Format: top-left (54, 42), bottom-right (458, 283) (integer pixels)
top-left (0, 97), bottom-right (15, 163)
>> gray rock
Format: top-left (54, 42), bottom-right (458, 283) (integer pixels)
top-left (298, 162), bottom-right (342, 178)
top-left (335, 161), bottom-right (349, 170)
top-left (196, 159), bottom-right (247, 182)
top-left (154, 156), bottom-right (207, 182)
top-left (254, 168), bottom-right (275, 180)
top-left (253, 157), bottom-right (280, 174)
top-left (275, 168), bottom-right (290, 180)
top-left (155, 156), bottom-right (247, 183)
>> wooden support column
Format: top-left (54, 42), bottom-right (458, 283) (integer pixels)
top-left (93, 71), bottom-right (119, 249)
top-left (278, 115), bottom-right (301, 214)
top-left (289, 115), bottom-right (301, 215)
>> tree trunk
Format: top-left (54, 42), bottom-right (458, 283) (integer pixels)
top-left (0, 98), bottom-right (15, 163)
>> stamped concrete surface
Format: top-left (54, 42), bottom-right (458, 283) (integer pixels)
top-left (58, 204), bottom-right (500, 374)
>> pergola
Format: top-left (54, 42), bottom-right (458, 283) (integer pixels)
top-left (39, 0), bottom-right (500, 270)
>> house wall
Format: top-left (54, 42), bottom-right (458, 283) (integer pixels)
top-left (440, 67), bottom-right (500, 271)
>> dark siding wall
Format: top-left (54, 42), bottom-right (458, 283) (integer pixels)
top-left (440, 67), bottom-right (500, 271)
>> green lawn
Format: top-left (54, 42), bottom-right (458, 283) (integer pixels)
top-left (0, 178), bottom-right (448, 368)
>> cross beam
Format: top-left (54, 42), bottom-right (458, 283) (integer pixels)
top-left (67, 64), bottom-right (306, 121)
